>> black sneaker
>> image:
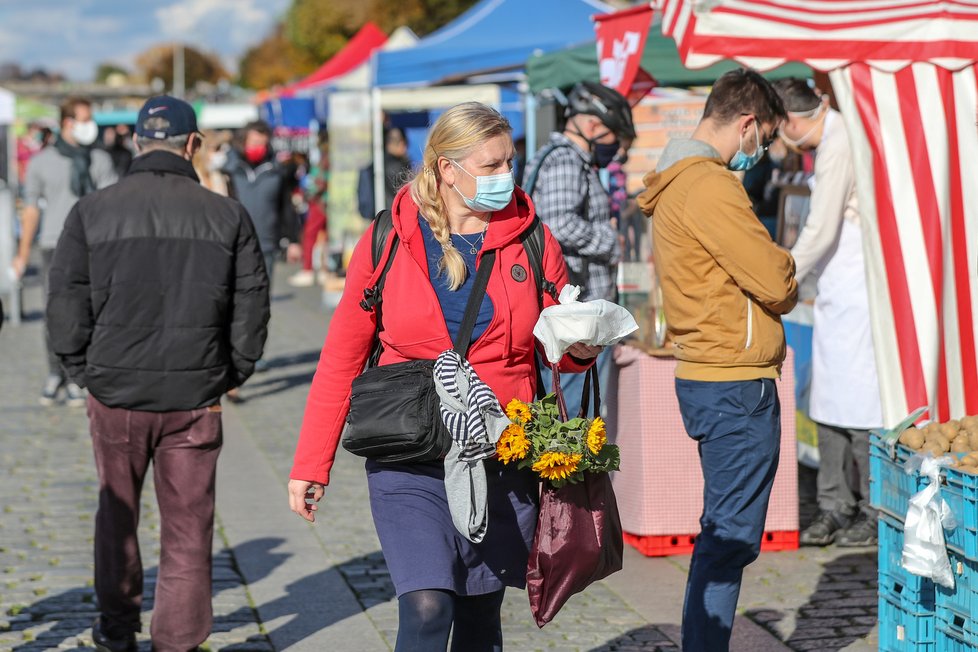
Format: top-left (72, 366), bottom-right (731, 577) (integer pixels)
top-left (39, 374), bottom-right (63, 406)
top-left (65, 382), bottom-right (87, 408)
top-left (92, 617), bottom-right (136, 652)
top-left (800, 510), bottom-right (852, 546)
top-left (837, 513), bottom-right (879, 547)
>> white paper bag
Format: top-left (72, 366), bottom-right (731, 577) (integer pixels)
top-left (533, 285), bottom-right (640, 364)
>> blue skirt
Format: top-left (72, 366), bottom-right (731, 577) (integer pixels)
top-left (366, 458), bottom-right (539, 597)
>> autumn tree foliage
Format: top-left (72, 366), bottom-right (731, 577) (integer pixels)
top-left (238, 24), bottom-right (319, 91)
top-left (134, 44), bottom-right (230, 90)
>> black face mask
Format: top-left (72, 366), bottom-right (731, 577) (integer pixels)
top-left (592, 140), bottom-right (619, 168)
top-left (571, 120), bottom-right (619, 169)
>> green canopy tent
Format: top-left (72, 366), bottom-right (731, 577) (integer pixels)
top-left (526, 21), bottom-right (812, 93)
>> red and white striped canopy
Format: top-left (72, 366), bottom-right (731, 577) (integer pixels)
top-left (657, 0), bottom-right (978, 426)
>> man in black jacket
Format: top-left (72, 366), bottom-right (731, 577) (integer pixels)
top-left (46, 96), bottom-right (270, 652)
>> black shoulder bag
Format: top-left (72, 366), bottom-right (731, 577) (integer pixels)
top-left (341, 226), bottom-right (497, 464)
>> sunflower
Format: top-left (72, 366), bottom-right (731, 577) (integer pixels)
top-left (532, 451), bottom-right (583, 481)
top-left (496, 423), bottom-right (531, 464)
top-left (505, 398), bottom-right (533, 424)
top-left (586, 417), bottom-right (607, 455)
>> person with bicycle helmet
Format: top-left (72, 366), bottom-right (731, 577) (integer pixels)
top-left (522, 80), bottom-right (635, 417)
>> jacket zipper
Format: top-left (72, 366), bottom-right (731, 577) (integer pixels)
top-left (745, 296), bottom-right (754, 350)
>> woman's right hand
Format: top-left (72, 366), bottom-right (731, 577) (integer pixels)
top-left (288, 479), bottom-right (325, 523)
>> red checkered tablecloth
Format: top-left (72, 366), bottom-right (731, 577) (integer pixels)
top-left (607, 345), bottom-right (799, 536)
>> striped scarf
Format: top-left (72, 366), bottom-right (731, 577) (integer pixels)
top-left (433, 350), bottom-right (508, 462)
top-left (434, 349), bottom-right (510, 542)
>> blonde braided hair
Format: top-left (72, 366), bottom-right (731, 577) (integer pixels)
top-left (409, 102), bottom-right (511, 291)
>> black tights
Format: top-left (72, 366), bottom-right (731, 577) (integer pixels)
top-left (394, 588), bottom-right (505, 652)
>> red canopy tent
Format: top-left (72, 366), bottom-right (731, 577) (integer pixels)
top-left (656, 0), bottom-right (978, 427)
top-left (279, 22), bottom-right (387, 97)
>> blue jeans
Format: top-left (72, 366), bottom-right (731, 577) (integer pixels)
top-left (675, 377), bottom-right (781, 652)
top-left (540, 347), bottom-right (612, 419)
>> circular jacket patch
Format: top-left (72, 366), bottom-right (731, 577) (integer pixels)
top-left (511, 264), bottom-right (528, 282)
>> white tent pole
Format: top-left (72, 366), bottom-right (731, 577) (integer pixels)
top-left (372, 87), bottom-right (385, 216)
top-left (525, 91), bottom-right (538, 159)
top-left (0, 186), bottom-right (20, 326)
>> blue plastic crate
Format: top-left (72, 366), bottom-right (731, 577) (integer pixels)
top-left (937, 551), bottom-right (978, 620)
top-left (936, 602), bottom-right (978, 648)
top-left (870, 433), bottom-right (978, 562)
top-left (879, 594), bottom-right (937, 651)
top-left (879, 514), bottom-right (937, 610)
top-left (942, 467), bottom-right (978, 560)
top-left (870, 433), bottom-right (925, 518)
top-left (937, 627), bottom-right (978, 652)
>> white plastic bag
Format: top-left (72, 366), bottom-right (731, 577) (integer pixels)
top-left (533, 285), bottom-right (640, 364)
top-left (901, 454), bottom-right (957, 589)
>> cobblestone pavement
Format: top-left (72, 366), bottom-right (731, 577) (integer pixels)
top-left (2, 260), bottom-right (880, 651)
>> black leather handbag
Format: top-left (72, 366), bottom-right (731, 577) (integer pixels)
top-left (341, 244), bottom-right (496, 464)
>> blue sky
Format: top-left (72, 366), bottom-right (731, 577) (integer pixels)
top-left (0, 0), bottom-right (292, 80)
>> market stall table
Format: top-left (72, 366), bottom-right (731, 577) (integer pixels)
top-left (608, 344), bottom-right (799, 556)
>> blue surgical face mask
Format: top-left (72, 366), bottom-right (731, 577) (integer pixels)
top-left (728, 122), bottom-right (764, 172)
top-left (451, 159), bottom-right (514, 212)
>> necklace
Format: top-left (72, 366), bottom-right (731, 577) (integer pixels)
top-left (453, 224), bottom-right (488, 255)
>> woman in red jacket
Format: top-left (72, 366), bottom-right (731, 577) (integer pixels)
top-left (288, 103), bottom-right (598, 651)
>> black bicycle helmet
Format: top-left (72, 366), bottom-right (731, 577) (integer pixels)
top-left (565, 81), bottom-right (636, 141)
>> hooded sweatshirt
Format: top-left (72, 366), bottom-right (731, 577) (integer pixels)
top-left (638, 139), bottom-right (798, 381)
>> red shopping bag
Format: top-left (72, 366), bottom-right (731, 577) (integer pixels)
top-left (526, 365), bottom-right (624, 627)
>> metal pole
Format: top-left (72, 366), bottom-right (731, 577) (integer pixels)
top-left (173, 43), bottom-right (185, 98)
top-left (5, 121), bottom-right (16, 197)
top-left (0, 187), bottom-right (20, 326)
top-left (525, 91), bottom-right (538, 157)
top-left (371, 87), bottom-right (385, 216)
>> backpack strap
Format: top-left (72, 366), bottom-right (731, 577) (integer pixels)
top-left (519, 216), bottom-right (559, 401)
top-left (359, 209), bottom-right (398, 312)
top-left (519, 216), bottom-right (559, 310)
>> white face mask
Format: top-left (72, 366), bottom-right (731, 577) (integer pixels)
top-left (71, 120), bottom-right (99, 147)
top-left (780, 102), bottom-right (827, 150)
top-left (207, 150), bottom-right (228, 172)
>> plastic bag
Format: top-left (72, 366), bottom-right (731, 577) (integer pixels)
top-left (901, 454), bottom-right (957, 589)
top-left (533, 285), bottom-right (639, 364)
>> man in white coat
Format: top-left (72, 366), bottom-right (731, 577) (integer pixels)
top-left (775, 79), bottom-right (883, 547)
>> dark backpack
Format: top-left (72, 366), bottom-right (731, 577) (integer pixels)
top-left (359, 209), bottom-right (558, 315)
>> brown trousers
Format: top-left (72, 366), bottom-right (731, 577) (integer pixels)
top-left (87, 396), bottom-right (223, 651)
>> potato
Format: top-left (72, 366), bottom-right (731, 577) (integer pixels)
top-left (899, 429), bottom-right (925, 450)
top-left (947, 419), bottom-right (962, 430)
top-left (968, 433), bottom-right (978, 451)
top-left (961, 415), bottom-right (978, 430)
top-left (951, 437), bottom-right (971, 453)
top-left (963, 453), bottom-right (978, 466)
top-left (940, 422), bottom-right (960, 439)
top-left (922, 442), bottom-right (946, 457)
top-left (930, 434), bottom-right (951, 452)
top-left (956, 462), bottom-right (978, 474)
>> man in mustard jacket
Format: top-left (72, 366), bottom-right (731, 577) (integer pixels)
top-left (638, 68), bottom-right (798, 652)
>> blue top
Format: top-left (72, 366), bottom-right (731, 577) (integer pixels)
top-left (418, 216), bottom-right (494, 344)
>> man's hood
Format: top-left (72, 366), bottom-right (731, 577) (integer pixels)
top-left (637, 138), bottom-right (723, 216)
